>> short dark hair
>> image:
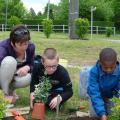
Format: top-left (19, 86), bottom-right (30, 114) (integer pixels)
top-left (42, 48), bottom-right (59, 60)
top-left (99, 48), bottom-right (117, 63)
top-left (10, 24), bottom-right (30, 45)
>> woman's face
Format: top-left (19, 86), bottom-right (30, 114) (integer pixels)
top-left (13, 41), bottom-right (29, 53)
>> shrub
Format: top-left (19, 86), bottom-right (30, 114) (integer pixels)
top-left (8, 16), bottom-right (21, 28)
top-left (0, 91), bottom-right (9, 120)
top-left (108, 97), bottom-right (120, 120)
top-left (75, 18), bottom-right (89, 39)
top-left (106, 27), bottom-right (113, 37)
top-left (34, 76), bottom-right (52, 103)
top-left (42, 19), bottom-right (53, 38)
top-left (22, 19), bottom-right (42, 25)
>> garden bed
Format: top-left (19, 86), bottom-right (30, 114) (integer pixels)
top-left (67, 116), bottom-right (99, 120)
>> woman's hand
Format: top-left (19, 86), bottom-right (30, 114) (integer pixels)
top-left (16, 65), bottom-right (30, 76)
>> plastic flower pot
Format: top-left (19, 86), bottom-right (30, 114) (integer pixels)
top-left (32, 102), bottom-right (45, 120)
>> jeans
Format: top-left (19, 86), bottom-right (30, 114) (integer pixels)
top-left (89, 97), bottom-right (114, 117)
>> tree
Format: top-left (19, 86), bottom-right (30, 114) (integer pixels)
top-left (78, 0), bottom-right (114, 21)
top-left (29, 8), bottom-right (36, 19)
top-left (113, 0), bottom-right (120, 30)
top-left (51, 0), bottom-right (114, 23)
top-left (56, 0), bottom-right (69, 23)
top-left (8, 16), bottom-right (21, 27)
top-left (43, 3), bottom-right (58, 20)
top-left (0, 0), bottom-right (27, 21)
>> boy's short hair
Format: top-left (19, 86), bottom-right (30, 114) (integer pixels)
top-left (99, 48), bottom-right (117, 63)
top-left (42, 48), bottom-right (59, 60)
top-left (10, 24), bottom-right (30, 45)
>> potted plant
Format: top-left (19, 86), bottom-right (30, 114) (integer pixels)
top-left (32, 76), bottom-right (52, 120)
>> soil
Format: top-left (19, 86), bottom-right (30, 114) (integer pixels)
top-left (67, 116), bottom-right (100, 120)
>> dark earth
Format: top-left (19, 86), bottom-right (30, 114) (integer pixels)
top-left (67, 116), bottom-right (99, 120)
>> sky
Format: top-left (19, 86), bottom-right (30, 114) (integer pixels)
top-left (21, 0), bottom-right (60, 14)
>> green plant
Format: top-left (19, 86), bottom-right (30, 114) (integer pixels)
top-left (34, 76), bottom-right (52, 103)
top-left (0, 91), bottom-right (9, 120)
top-left (8, 16), bottom-right (21, 28)
top-left (75, 18), bottom-right (89, 39)
top-left (42, 19), bottom-right (53, 38)
top-left (108, 97), bottom-right (120, 120)
top-left (106, 27), bottom-right (113, 37)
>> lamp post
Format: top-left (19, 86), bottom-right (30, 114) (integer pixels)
top-left (91, 6), bottom-right (96, 39)
top-left (47, 0), bottom-right (50, 19)
top-left (5, 0), bottom-right (8, 31)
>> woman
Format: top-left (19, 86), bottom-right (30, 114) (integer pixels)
top-left (0, 25), bottom-right (35, 103)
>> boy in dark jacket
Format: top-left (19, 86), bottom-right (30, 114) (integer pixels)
top-left (88, 48), bottom-right (120, 120)
top-left (30, 48), bottom-right (73, 110)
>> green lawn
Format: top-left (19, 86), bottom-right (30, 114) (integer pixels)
top-left (0, 32), bottom-right (120, 119)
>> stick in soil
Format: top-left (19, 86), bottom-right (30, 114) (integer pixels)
top-left (56, 95), bottom-right (61, 118)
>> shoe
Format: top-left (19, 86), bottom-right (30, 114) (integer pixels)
top-left (5, 95), bottom-right (16, 104)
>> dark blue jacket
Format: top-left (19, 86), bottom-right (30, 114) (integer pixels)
top-left (0, 39), bottom-right (35, 69)
top-left (87, 61), bottom-right (120, 116)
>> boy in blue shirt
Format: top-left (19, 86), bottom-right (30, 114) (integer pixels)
top-left (88, 48), bottom-right (120, 120)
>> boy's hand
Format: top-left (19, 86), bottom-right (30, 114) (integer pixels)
top-left (101, 115), bottom-right (107, 120)
top-left (49, 95), bottom-right (62, 109)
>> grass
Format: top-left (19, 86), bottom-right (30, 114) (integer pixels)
top-left (0, 32), bottom-right (120, 119)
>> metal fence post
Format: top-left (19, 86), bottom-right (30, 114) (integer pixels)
top-left (113, 27), bottom-right (116, 36)
top-left (63, 25), bottom-right (65, 33)
top-left (38, 24), bottom-right (39, 32)
top-left (96, 26), bottom-right (98, 34)
top-left (2, 24), bottom-right (4, 31)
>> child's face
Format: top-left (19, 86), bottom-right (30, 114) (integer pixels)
top-left (100, 61), bottom-right (116, 73)
top-left (42, 58), bottom-right (58, 75)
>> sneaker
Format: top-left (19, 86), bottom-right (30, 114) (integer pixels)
top-left (5, 95), bottom-right (16, 104)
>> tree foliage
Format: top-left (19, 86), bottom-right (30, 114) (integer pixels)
top-left (0, 0), bottom-right (27, 20)
top-left (0, 0), bottom-right (119, 30)
top-left (113, 0), bottom-right (120, 30)
top-left (8, 16), bottom-right (21, 27)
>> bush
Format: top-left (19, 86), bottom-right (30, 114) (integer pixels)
top-left (42, 19), bottom-right (53, 38)
top-left (8, 16), bottom-right (21, 28)
top-left (0, 91), bottom-right (9, 120)
top-left (75, 18), bottom-right (89, 39)
top-left (22, 19), bottom-right (42, 25)
top-left (108, 97), bottom-right (120, 120)
top-left (106, 27), bottom-right (113, 37)
top-left (93, 21), bottom-right (114, 27)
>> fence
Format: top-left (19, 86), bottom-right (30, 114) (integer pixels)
top-left (0, 24), bottom-right (116, 35)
